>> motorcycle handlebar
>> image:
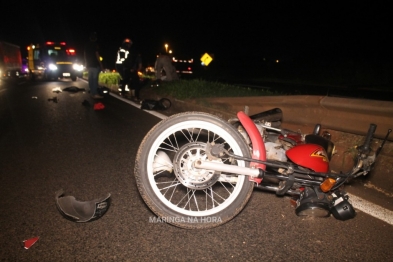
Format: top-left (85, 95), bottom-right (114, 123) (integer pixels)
top-left (360, 124), bottom-right (377, 154)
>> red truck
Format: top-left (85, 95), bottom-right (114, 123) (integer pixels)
top-left (0, 41), bottom-right (22, 78)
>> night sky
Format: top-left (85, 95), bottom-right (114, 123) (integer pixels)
top-left (2, 2), bottom-right (391, 70)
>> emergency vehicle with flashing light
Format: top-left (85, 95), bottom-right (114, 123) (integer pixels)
top-left (27, 41), bottom-right (83, 81)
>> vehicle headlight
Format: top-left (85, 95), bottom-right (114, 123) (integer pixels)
top-left (73, 64), bottom-right (84, 71)
top-left (48, 64), bottom-right (57, 70)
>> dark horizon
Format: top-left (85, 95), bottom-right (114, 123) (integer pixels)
top-left (2, 2), bottom-right (392, 72)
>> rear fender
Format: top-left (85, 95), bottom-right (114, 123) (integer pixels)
top-left (237, 111), bottom-right (266, 183)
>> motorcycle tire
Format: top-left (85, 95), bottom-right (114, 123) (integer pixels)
top-left (135, 111), bottom-right (253, 229)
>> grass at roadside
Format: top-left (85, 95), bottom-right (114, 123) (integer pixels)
top-left (90, 71), bottom-right (282, 100)
top-left (99, 72), bottom-right (121, 88)
top-left (151, 79), bottom-right (279, 100)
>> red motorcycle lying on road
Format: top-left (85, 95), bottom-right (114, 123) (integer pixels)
top-left (134, 108), bottom-right (391, 229)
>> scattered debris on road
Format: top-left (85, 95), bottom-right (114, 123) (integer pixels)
top-left (63, 86), bottom-right (86, 93)
top-left (48, 97), bottom-right (58, 103)
top-left (94, 102), bottom-right (105, 110)
top-left (52, 87), bottom-right (62, 93)
top-left (23, 236), bottom-right (39, 249)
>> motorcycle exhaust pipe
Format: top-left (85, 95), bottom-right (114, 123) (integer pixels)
top-left (194, 160), bottom-right (263, 178)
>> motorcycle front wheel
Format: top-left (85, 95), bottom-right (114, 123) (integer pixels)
top-left (135, 112), bottom-right (253, 229)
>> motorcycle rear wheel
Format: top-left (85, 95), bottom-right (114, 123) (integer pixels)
top-left (135, 112), bottom-right (253, 229)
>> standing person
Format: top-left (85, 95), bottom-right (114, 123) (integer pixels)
top-left (115, 38), bottom-right (142, 100)
top-left (84, 32), bottom-right (104, 99)
top-left (154, 52), bottom-right (178, 81)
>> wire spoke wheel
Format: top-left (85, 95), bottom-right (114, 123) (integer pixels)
top-left (135, 112), bottom-right (253, 229)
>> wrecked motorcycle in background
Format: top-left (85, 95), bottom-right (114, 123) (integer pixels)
top-left (134, 108), bottom-right (391, 229)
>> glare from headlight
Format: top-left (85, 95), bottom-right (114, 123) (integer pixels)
top-left (48, 64), bottom-right (57, 70)
top-left (73, 64), bottom-right (84, 71)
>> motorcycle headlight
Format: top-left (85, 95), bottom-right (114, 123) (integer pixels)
top-left (48, 64), bottom-right (57, 70)
top-left (295, 187), bottom-right (331, 218)
top-left (73, 64), bottom-right (84, 71)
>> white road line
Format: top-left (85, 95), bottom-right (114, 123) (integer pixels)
top-left (80, 78), bottom-right (168, 120)
top-left (109, 93), bottom-right (168, 119)
top-left (348, 193), bottom-right (393, 226)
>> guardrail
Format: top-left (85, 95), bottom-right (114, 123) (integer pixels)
top-left (206, 95), bottom-right (393, 140)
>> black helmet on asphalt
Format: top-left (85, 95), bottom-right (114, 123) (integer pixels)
top-left (55, 189), bottom-right (111, 222)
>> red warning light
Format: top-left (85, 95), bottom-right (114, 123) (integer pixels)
top-left (66, 49), bottom-right (76, 55)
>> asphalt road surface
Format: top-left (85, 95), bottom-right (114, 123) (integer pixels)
top-left (1, 77), bottom-right (392, 261)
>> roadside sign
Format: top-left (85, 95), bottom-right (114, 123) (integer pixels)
top-left (200, 53), bottom-right (213, 66)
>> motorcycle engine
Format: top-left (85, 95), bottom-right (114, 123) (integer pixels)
top-left (265, 142), bottom-right (287, 162)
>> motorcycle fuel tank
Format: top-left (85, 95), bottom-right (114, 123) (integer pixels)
top-left (286, 144), bottom-right (329, 173)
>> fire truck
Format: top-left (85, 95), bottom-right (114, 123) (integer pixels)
top-left (27, 41), bottom-right (83, 81)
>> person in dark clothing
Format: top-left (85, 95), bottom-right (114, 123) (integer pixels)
top-left (84, 32), bottom-right (104, 99)
top-left (115, 38), bottom-right (142, 100)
